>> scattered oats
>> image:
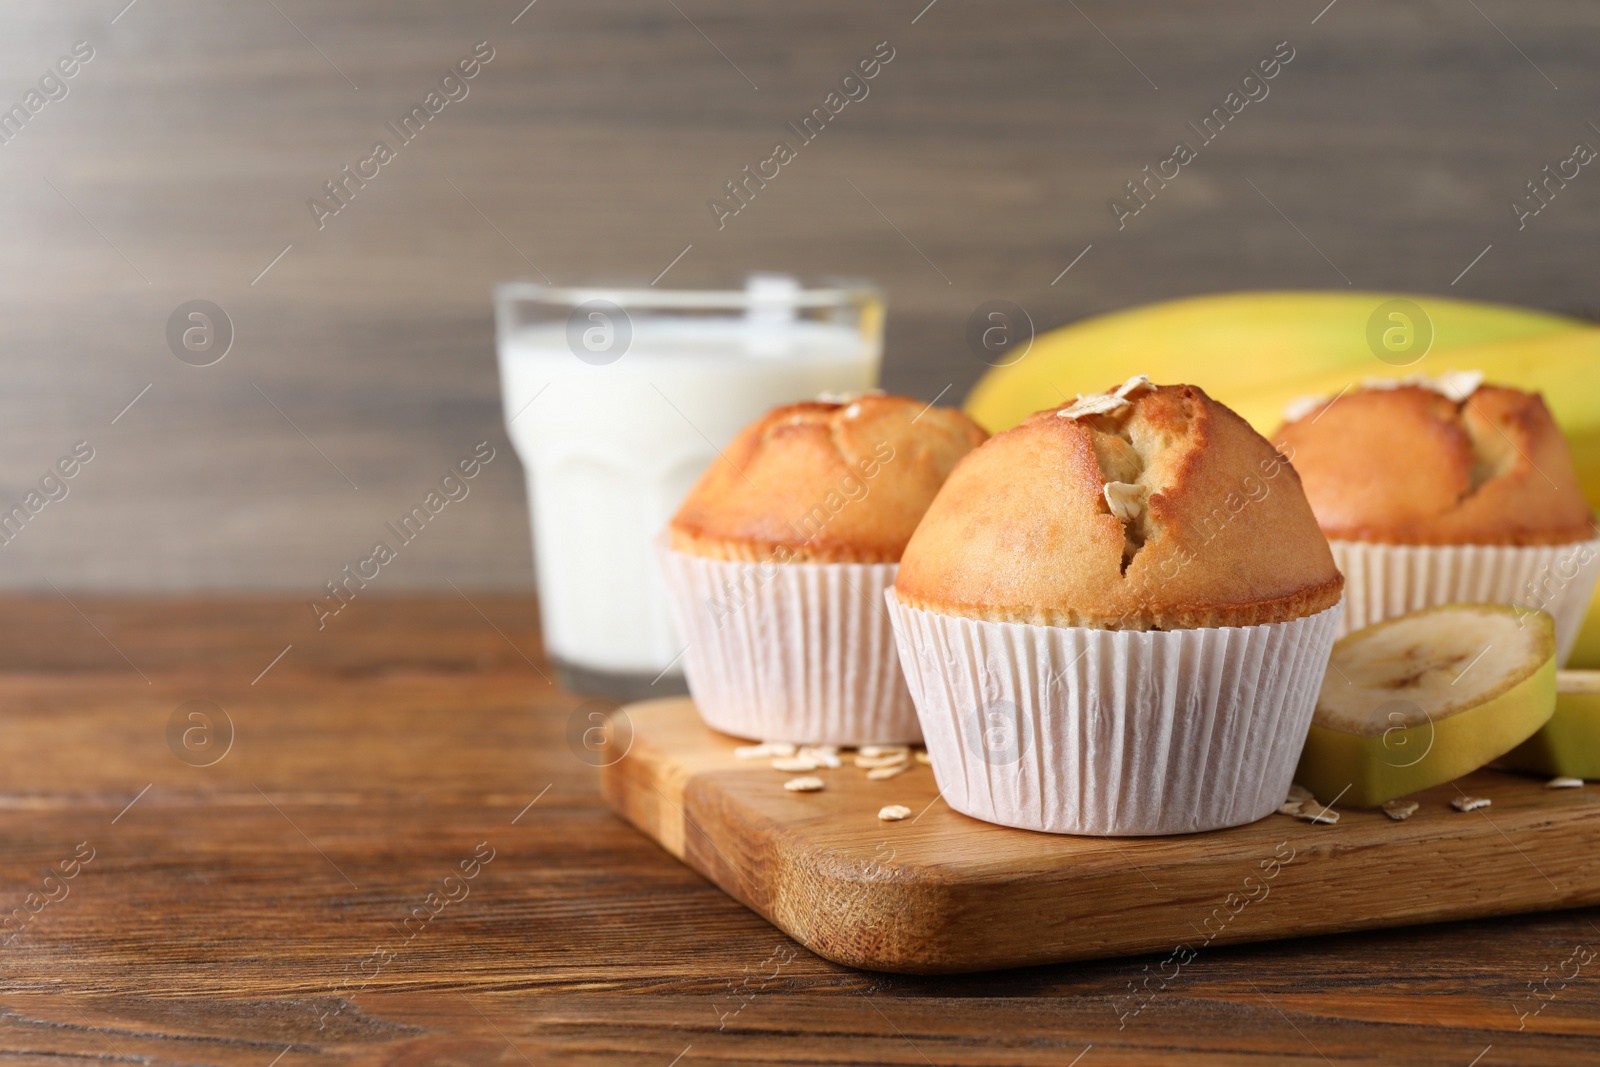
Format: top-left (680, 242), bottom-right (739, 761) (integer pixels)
top-left (859, 745), bottom-right (909, 759)
top-left (1547, 776), bottom-right (1585, 789)
top-left (1282, 394), bottom-right (1328, 423)
top-left (1286, 784), bottom-right (1339, 823)
top-left (1058, 392), bottom-right (1130, 420)
top-left (1451, 795), bottom-right (1492, 812)
top-left (783, 776), bottom-right (826, 792)
top-left (1104, 481), bottom-right (1147, 523)
top-left (736, 742), bottom-right (796, 760)
top-left (1382, 799), bottom-right (1419, 821)
top-left (1279, 783), bottom-right (1315, 814)
top-left (773, 756), bottom-right (821, 772)
top-left (1113, 374), bottom-right (1153, 399)
top-left (799, 746), bottom-right (842, 769)
top-left (855, 752), bottom-right (911, 769)
top-left (868, 763), bottom-right (912, 780)
top-left (878, 804), bottom-right (912, 821)
top-left (914, 750), bottom-right (931, 764)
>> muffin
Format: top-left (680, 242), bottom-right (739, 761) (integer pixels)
top-left (1275, 372), bottom-right (1600, 663)
top-left (886, 378), bottom-right (1344, 835)
top-left (658, 393), bottom-right (985, 743)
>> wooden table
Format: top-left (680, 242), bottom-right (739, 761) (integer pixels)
top-left (5, 595), bottom-right (1598, 1065)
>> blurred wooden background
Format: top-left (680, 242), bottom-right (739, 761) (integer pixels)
top-left (0, 0), bottom-right (1595, 590)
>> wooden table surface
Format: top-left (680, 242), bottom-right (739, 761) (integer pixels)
top-left (6, 594), bottom-right (1599, 1066)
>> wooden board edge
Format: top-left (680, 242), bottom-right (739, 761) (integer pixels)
top-left (601, 701), bottom-right (1600, 974)
top-left (600, 713), bottom-right (691, 860)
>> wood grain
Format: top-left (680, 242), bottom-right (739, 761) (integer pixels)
top-left (605, 697), bottom-right (1600, 974)
top-left (4, 595), bottom-right (1600, 1064)
top-left (3, 1), bottom-right (1600, 590)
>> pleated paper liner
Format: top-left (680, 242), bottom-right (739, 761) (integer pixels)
top-left (1331, 537), bottom-right (1600, 665)
top-left (656, 543), bottom-right (919, 744)
top-left (885, 591), bottom-right (1343, 836)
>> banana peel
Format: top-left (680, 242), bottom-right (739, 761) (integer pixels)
top-left (1295, 605), bottom-right (1558, 808)
top-left (963, 290), bottom-right (1583, 435)
top-left (1499, 671), bottom-right (1600, 779)
top-left (1573, 604), bottom-right (1600, 670)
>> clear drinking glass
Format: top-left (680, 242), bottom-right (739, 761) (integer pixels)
top-left (495, 275), bottom-right (884, 701)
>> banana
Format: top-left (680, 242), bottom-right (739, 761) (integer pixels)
top-left (963, 291), bottom-right (1582, 434)
top-left (1498, 671), bottom-right (1600, 779)
top-left (1295, 604), bottom-right (1557, 808)
top-left (1573, 604), bottom-right (1600, 669)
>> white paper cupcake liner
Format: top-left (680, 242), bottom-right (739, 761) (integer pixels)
top-left (1331, 538), bottom-right (1600, 665)
top-left (655, 543), bottom-right (919, 744)
top-left (884, 591), bottom-right (1343, 836)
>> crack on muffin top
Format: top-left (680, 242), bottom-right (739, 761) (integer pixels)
top-left (1459, 395), bottom-right (1523, 497)
top-left (1063, 375), bottom-right (1168, 575)
top-left (1080, 397), bottom-right (1197, 577)
top-left (1088, 420), bottom-right (1148, 573)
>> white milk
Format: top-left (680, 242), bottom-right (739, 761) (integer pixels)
top-left (499, 314), bottom-right (878, 678)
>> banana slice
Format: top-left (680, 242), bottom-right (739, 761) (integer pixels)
top-left (1296, 603), bottom-right (1557, 807)
top-left (1498, 670), bottom-right (1600, 780)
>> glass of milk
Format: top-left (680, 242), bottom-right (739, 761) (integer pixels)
top-left (494, 275), bottom-right (884, 701)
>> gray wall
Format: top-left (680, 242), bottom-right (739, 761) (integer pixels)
top-left (0, 0), bottom-right (1594, 590)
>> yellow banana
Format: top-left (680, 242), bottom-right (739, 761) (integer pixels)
top-left (963, 290), bottom-right (1582, 433)
top-left (1572, 595), bottom-right (1600, 669)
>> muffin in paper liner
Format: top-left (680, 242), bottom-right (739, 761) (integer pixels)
top-left (656, 541), bottom-right (920, 744)
top-left (885, 591), bottom-right (1343, 836)
top-left (1331, 537), bottom-right (1600, 665)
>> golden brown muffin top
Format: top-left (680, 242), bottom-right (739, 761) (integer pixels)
top-left (895, 379), bottom-right (1344, 630)
top-left (668, 393), bottom-right (987, 563)
top-left (1274, 378), bottom-right (1594, 547)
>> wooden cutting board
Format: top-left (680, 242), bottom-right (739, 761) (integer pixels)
top-left (601, 697), bottom-right (1600, 975)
